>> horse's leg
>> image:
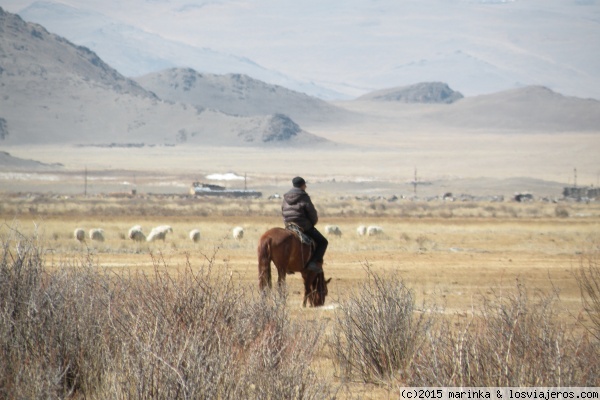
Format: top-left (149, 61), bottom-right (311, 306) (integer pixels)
top-left (301, 243), bottom-right (314, 307)
top-left (276, 264), bottom-right (286, 285)
top-left (302, 272), bottom-right (312, 307)
top-left (302, 285), bottom-right (312, 307)
top-left (276, 264), bottom-right (287, 299)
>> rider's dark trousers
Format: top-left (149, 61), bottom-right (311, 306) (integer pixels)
top-left (304, 227), bottom-right (328, 264)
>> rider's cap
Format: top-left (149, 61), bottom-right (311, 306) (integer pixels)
top-left (292, 176), bottom-right (306, 188)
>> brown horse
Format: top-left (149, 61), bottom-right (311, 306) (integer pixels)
top-left (258, 227), bottom-right (331, 307)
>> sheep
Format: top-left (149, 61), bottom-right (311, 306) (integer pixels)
top-left (367, 225), bottom-right (384, 236)
top-left (356, 225), bottom-right (367, 236)
top-left (189, 229), bottom-right (201, 243)
top-left (325, 225), bottom-right (342, 237)
top-left (128, 225), bottom-right (146, 242)
top-left (89, 228), bottom-right (105, 242)
top-left (232, 226), bottom-right (244, 240)
top-left (74, 228), bottom-right (85, 242)
top-left (147, 225), bottom-right (173, 242)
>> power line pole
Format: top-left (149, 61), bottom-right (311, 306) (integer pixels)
top-left (413, 167), bottom-right (418, 195)
top-left (84, 166), bottom-right (87, 196)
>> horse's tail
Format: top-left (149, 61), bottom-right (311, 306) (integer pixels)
top-left (257, 236), bottom-right (272, 290)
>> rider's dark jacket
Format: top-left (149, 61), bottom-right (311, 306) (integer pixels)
top-left (281, 187), bottom-right (318, 231)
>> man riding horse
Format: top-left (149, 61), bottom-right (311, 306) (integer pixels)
top-left (281, 177), bottom-right (328, 273)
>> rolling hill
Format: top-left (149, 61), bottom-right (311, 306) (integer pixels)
top-left (135, 68), bottom-right (355, 125)
top-left (0, 151), bottom-right (63, 170)
top-left (357, 82), bottom-right (464, 104)
top-left (345, 84), bottom-right (600, 133)
top-left (0, 7), bottom-right (326, 147)
top-left (427, 86), bottom-right (600, 132)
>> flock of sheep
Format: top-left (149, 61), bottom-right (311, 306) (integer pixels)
top-left (73, 224), bottom-right (382, 244)
top-left (323, 224), bottom-right (384, 237)
top-left (73, 225), bottom-right (245, 243)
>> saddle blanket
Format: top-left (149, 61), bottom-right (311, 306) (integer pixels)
top-left (285, 224), bottom-right (314, 246)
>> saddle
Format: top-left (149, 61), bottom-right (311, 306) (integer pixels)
top-left (285, 223), bottom-right (322, 274)
top-left (285, 223), bottom-right (315, 248)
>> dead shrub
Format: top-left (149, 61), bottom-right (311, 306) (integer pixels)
top-left (0, 226), bottom-right (114, 397)
top-left (0, 230), bottom-right (336, 399)
top-left (329, 267), bottom-right (599, 388)
top-left (555, 206), bottom-right (570, 218)
top-left (409, 281), bottom-right (599, 386)
top-left (329, 265), bottom-right (434, 383)
top-left (575, 248), bottom-right (600, 341)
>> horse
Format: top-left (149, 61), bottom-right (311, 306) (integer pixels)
top-left (258, 227), bottom-right (331, 307)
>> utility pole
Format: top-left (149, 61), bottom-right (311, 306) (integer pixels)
top-left (244, 173), bottom-right (247, 191)
top-left (574, 168), bottom-right (577, 188)
top-left (413, 167), bottom-right (418, 195)
top-left (84, 166), bottom-right (88, 196)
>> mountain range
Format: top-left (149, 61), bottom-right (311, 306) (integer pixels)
top-left (4, 0), bottom-right (600, 101)
top-left (1, 6), bottom-right (599, 152)
top-left (0, 8), bottom-right (325, 146)
top-left (9, 1), bottom-right (342, 99)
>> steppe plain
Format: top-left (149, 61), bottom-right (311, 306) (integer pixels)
top-left (2, 97), bottom-right (599, 311)
top-left (2, 101), bottom-right (600, 397)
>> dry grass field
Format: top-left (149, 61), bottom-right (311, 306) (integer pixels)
top-left (1, 192), bottom-right (599, 397)
top-left (5, 204), bottom-right (597, 313)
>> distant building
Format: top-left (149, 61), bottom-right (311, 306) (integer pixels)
top-left (514, 193), bottom-right (534, 202)
top-left (190, 182), bottom-right (262, 198)
top-left (562, 186), bottom-right (600, 200)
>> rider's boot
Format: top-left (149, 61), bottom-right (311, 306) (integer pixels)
top-left (305, 260), bottom-right (323, 273)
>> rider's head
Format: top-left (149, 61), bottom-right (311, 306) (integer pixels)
top-left (292, 176), bottom-right (306, 189)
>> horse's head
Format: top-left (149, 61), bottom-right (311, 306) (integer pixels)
top-left (305, 272), bottom-right (332, 307)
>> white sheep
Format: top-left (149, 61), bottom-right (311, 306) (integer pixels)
top-left (189, 229), bottom-right (201, 243)
top-left (367, 225), bottom-right (384, 236)
top-left (356, 225), bottom-right (367, 236)
top-left (232, 226), bottom-right (244, 240)
top-left (325, 225), bottom-right (342, 237)
top-left (74, 228), bottom-right (85, 242)
top-left (89, 228), bottom-right (105, 242)
top-left (146, 225), bottom-right (173, 242)
top-left (128, 225), bottom-right (146, 242)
